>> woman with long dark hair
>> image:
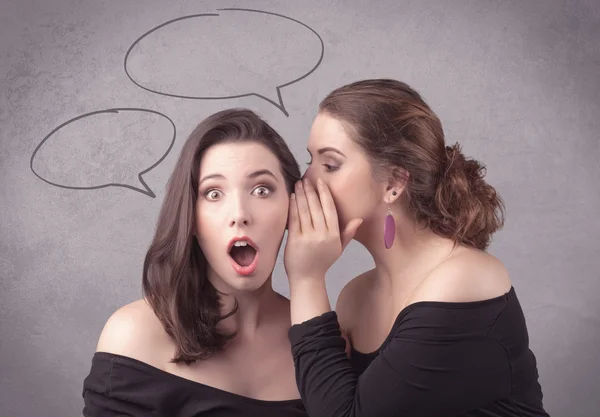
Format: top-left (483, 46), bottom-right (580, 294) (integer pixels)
top-left (82, 108), bottom-right (307, 417)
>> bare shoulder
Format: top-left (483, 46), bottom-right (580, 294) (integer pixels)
top-left (95, 299), bottom-right (171, 365)
top-left (411, 247), bottom-right (512, 304)
top-left (335, 269), bottom-right (377, 330)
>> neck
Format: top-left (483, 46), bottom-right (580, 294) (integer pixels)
top-left (357, 207), bottom-right (456, 292)
top-left (209, 274), bottom-right (281, 339)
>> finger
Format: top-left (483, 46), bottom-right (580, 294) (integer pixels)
top-left (295, 181), bottom-right (313, 232)
top-left (342, 218), bottom-right (363, 249)
top-left (303, 178), bottom-right (326, 232)
top-left (287, 193), bottom-right (300, 234)
top-left (316, 178), bottom-right (340, 234)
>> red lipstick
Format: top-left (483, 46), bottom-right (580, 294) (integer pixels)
top-left (227, 236), bottom-right (259, 276)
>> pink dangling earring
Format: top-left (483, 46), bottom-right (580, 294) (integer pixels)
top-left (384, 191), bottom-right (397, 249)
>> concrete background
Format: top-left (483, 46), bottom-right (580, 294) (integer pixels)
top-left (1, 0), bottom-right (599, 415)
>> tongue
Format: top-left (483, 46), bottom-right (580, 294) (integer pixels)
top-left (230, 246), bottom-right (256, 267)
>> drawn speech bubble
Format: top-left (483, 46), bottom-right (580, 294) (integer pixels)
top-left (30, 108), bottom-right (176, 198)
top-left (124, 8), bottom-right (324, 116)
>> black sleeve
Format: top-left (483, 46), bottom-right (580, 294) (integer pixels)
top-left (83, 389), bottom-right (152, 417)
top-left (288, 311), bottom-right (511, 417)
top-left (82, 357), bottom-right (154, 417)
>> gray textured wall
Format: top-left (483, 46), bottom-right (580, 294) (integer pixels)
top-left (1, 1), bottom-right (599, 416)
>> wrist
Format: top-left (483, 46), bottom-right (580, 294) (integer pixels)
top-left (289, 278), bottom-right (331, 325)
top-left (288, 273), bottom-right (325, 283)
top-left (289, 275), bottom-right (326, 296)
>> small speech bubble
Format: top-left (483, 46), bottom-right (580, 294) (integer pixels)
top-left (124, 8), bottom-right (324, 116)
top-left (30, 108), bottom-right (176, 198)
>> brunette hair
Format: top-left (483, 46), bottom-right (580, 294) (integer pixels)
top-left (142, 108), bottom-right (300, 364)
top-left (319, 79), bottom-right (504, 250)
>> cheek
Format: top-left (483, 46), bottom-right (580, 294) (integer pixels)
top-left (324, 178), bottom-right (356, 224)
top-left (261, 198), bottom-right (289, 231)
top-left (195, 220), bottom-right (213, 250)
top-left (326, 173), bottom-right (377, 223)
top-left (195, 206), bottom-right (222, 247)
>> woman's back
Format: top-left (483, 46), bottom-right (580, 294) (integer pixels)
top-left (344, 287), bottom-right (547, 416)
top-left (332, 246), bottom-right (548, 416)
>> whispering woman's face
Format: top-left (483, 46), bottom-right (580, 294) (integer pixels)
top-left (195, 141), bottom-right (290, 294)
top-left (303, 112), bottom-right (385, 245)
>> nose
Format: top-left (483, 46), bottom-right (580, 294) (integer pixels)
top-left (302, 164), bottom-right (315, 182)
top-left (228, 194), bottom-right (251, 228)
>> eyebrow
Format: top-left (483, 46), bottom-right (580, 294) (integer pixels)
top-left (199, 169), bottom-right (278, 187)
top-left (313, 147), bottom-right (346, 158)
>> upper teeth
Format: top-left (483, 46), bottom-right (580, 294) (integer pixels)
top-left (234, 241), bottom-right (249, 247)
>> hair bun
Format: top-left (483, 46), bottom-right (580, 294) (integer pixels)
top-left (433, 142), bottom-right (505, 250)
top-left (443, 143), bottom-right (465, 174)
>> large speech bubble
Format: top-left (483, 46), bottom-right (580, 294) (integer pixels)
top-left (124, 8), bottom-right (324, 116)
top-left (30, 108), bottom-right (176, 198)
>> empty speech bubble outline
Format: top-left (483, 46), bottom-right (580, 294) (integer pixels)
top-left (123, 8), bottom-right (325, 117)
top-left (30, 108), bottom-right (176, 198)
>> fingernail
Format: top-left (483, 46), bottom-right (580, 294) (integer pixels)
top-left (317, 177), bottom-right (323, 185)
top-left (290, 193), bottom-right (295, 200)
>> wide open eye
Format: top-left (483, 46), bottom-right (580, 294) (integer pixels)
top-left (205, 189), bottom-right (223, 201)
top-left (252, 186), bottom-right (272, 197)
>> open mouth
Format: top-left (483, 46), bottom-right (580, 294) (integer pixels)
top-left (228, 237), bottom-right (259, 275)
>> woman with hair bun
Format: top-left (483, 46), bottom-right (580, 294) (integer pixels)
top-left (284, 79), bottom-right (550, 416)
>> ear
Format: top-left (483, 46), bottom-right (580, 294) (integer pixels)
top-left (384, 167), bottom-right (409, 204)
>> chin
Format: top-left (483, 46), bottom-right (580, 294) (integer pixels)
top-left (229, 277), bottom-right (270, 293)
top-left (209, 263), bottom-right (273, 295)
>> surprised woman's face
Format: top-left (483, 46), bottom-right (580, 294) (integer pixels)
top-left (195, 141), bottom-right (290, 295)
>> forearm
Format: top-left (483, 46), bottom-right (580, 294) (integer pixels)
top-left (289, 277), bottom-right (331, 325)
top-left (289, 314), bottom-right (511, 417)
